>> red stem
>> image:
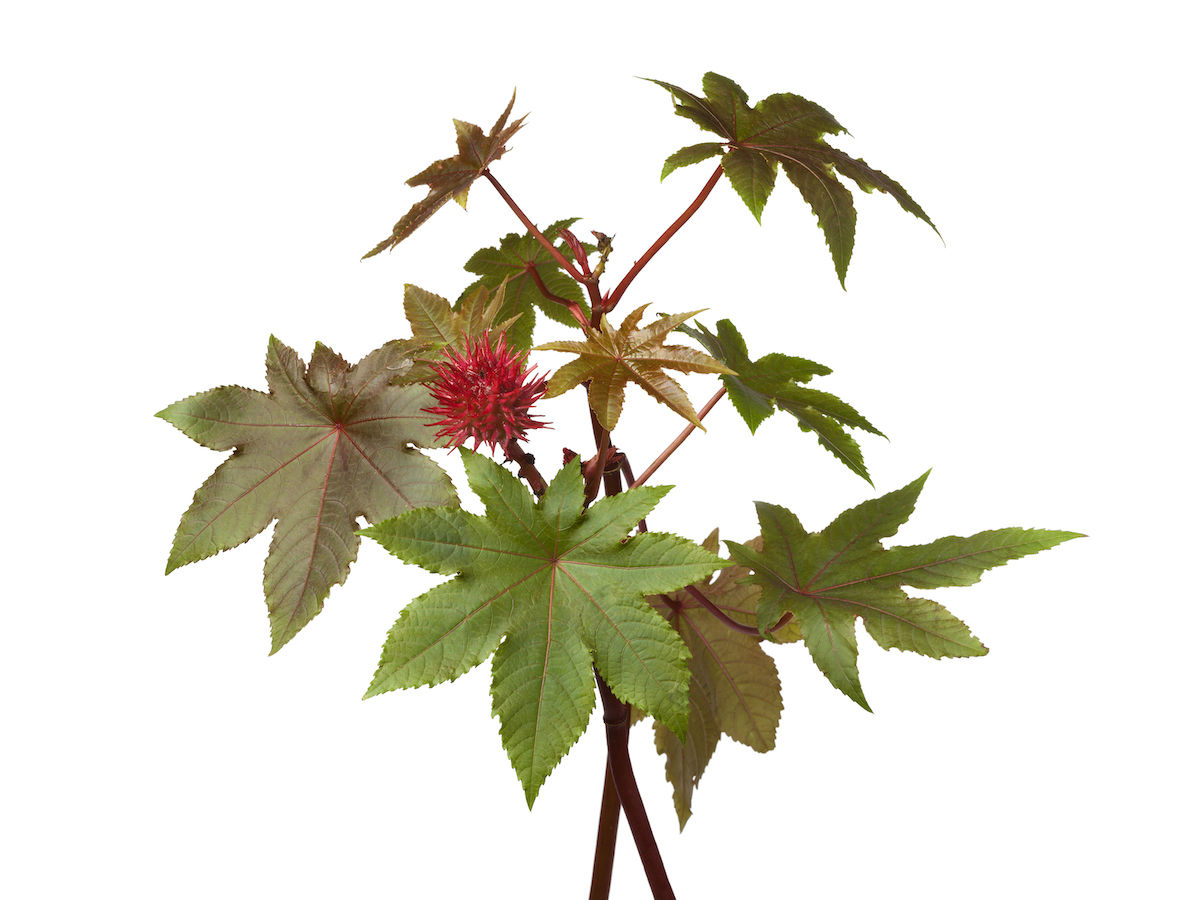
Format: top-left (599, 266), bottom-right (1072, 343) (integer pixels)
top-left (630, 387), bottom-right (726, 489)
top-left (503, 438), bottom-right (547, 496)
top-left (483, 170), bottom-right (586, 282)
top-left (524, 263), bottom-right (591, 329)
top-left (608, 162), bottom-right (724, 309)
top-left (681, 583), bottom-right (795, 636)
top-left (588, 762), bottom-right (622, 900)
top-left (594, 669), bottom-right (676, 900)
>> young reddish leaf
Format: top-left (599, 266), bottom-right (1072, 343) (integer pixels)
top-left (363, 91), bottom-right (526, 258)
top-left (158, 337), bottom-right (459, 654)
top-left (459, 218), bottom-right (593, 351)
top-left (647, 532), bottom-right (783, 828)
top-left (649, 73), bottom-right (938, 286)
top-left (727, 474), bottom-right (1083, 710)
top-left (536, 305), bottom-right (734, 432)
top-left (359, 452), bottom-right (724, 807)
top-left (677, 318), bottom-right (880, 483)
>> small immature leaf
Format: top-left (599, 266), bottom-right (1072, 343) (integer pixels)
top-left (727, 473), bottom-right (1083, 710)
top-left (459, 218), bottom-right (593, 352)
top-left (360, 452), bottom-right (724, 806)
top-left (647, 532), bottom-right (783, 828)
top-left (536, 305), bottom-right (734, 431)
top-left (677, 318), bottom-right (880, 483)
top-left (159, 337), bottom-right (459, 654)
top-left (649, 73), bottom-right (938, 286)
top-left (363, 91), bottom-right (526, 258)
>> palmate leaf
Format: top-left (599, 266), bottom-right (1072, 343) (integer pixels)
top-left (158, 337), bottom-right (459, 654)
top-left (727, 473), bottom-right (1083, 710)
top-left (648, 72), bottom-right (939, 286)
top-left (536, 305), bottom-right (734, 431)
top-left (360, 451), bottom-right (724, 806)
top-left (647, 531), bottom-right (782, 829)
top-left (398, 281), bottom-right (523, 383)
top-left (458, 218), bottom-right (594, 352)
top-left (362, 91), bottom-right (526, 259)
top-left (677, 318), bottom-right (882, 483)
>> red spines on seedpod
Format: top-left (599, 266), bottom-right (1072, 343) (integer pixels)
top-left (423, 331), bottom-right (549, 454)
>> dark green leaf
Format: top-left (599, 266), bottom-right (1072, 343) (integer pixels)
top-left (676, 318), bottom-right (879, 481)
top-left (649, 73), bottom-right (938, 285)
top-left (661, 142), bottom-right (725, 180)
top-left (721, 147), bottom-right (777, 223)
top-left (727, 474), bottom-right (1083, 710)
top-left (458, 218), bottom-right (592, 352)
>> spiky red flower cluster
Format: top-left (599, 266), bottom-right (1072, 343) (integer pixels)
top-left (423, 332), bottom-right (549, 454)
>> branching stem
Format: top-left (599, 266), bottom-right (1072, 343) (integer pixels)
top-left (683, 584), bottom-right (794, 636)
top-left (594, 669), bottom-right (676, 900)
top-left (524, 263), bottom-right (591, 329)
top-left (588, 757), bottom-right (622, 900)
top-left (608, 162), bottom-right (724, 309)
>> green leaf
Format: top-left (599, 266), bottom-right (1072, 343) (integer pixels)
top-left (661, 142), bottom-right (725, 180)
top-left (643, 74), bottom-right (744, 141)
top-left (536, 305), bottom-right (734, 431)
top-left (397, 282), bottom-right (520, 383)
top-left (721, 147), bottom-right (777, 223)
top-left (676, 318), bottom-right (879, 482)
top-left (363, 91), bottom-right (526, 258)
top-left (360, 452), bottom-right (724, 806)
top-left (727, 474), bottom-right (1083, 710)
top-left (649, 73), bottom-right (938, 286)
top-left (647, 531), bottom-right (782, 829)
top-left (159, 337), bottom-right (459, 654)
top-left (458, 218), bottom-right (593, 352)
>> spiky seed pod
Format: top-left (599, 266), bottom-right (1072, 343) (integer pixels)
top-left (423, 331), bottom-right (549, 454)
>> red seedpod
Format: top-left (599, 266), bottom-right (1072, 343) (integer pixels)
top-left (423, 331), bottom-right (550, 455)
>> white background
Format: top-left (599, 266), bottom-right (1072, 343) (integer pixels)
top-left (4, 2), bottom-right (1194, 897)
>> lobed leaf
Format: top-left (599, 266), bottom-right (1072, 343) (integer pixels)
top-left (537, 306), bottom-right (733, 431)
top-left (159, 337), bottom-right (459, 653)
top-left (360, 452), bottom-right (725, 806)
top-left (727, 474), bottom-right (1082, 710)
top-left (363, 91), bottom-right (526, 258)
top-left (647, 532), bottom-right (783, 828)
top-left (649, 73), bottom-right (938, 285)
top-left (677, 318), bottom-right (879, 482)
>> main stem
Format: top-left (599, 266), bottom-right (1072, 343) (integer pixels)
top-left (588, 761), bottom-right (622, 900)
top-left (594, 670), bottom-right (677, 900)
